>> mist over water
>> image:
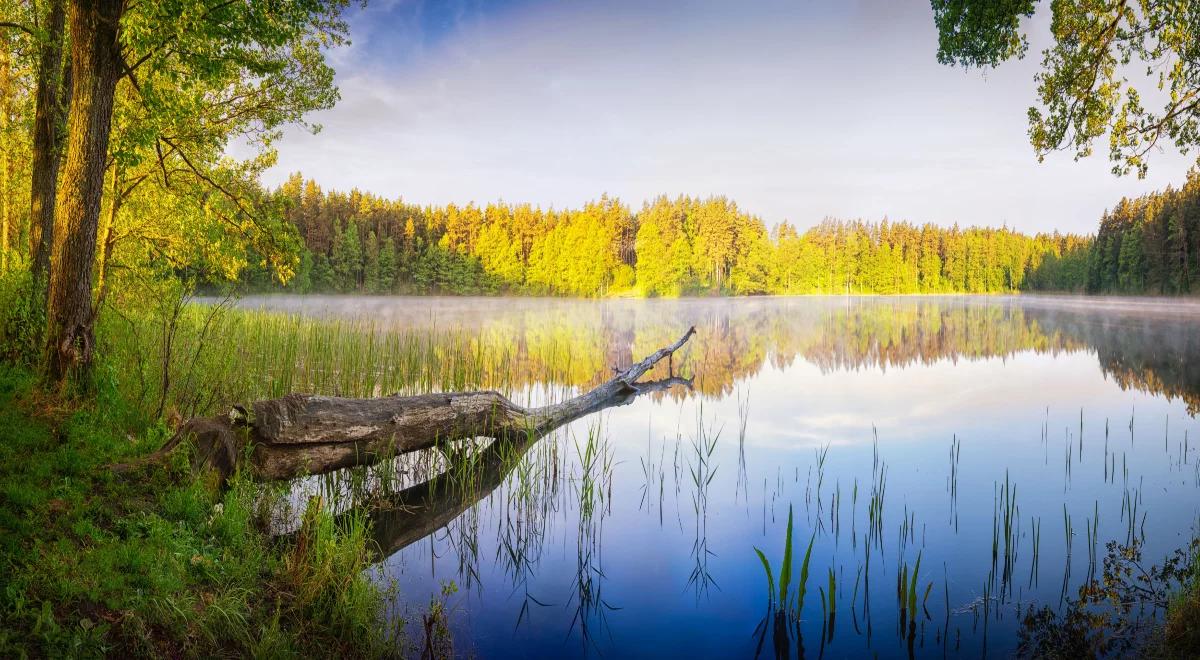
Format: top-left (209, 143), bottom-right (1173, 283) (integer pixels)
top-left (236, 295), bottom-right (1200, 657)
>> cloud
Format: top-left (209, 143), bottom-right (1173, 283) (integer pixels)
top-left (263, 0), bottom-right (1196, 234)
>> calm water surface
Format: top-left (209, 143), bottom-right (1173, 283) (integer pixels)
top-left (236, 294), bottom-right (1200, 658)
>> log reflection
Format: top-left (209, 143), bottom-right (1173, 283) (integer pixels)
top-left (339, 376), bottom-right (691, 559)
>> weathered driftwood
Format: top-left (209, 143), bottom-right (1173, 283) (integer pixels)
top-left (278, 375), bottom-right (692, 554)
top-left (123, 326), bottom-right (695, 484)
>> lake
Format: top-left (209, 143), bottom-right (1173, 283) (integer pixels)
top-left (233, 294), bottom-right (1200, 658)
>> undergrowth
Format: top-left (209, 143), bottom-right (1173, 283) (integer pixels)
top-left (0, 363), bottom-right (404, 657)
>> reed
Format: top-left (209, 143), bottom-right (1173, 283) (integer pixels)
top-left (823, 566), bottom-right (837, 639)
top-left (753, 504), bottom-right (816, 619)
top-left (97, 299), bottom-right (577, 423)
top-left (687, 408), bottom-right (720, 596)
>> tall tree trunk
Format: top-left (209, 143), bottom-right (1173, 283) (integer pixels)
top-left (0, 48), bottom-right (10, 274)
top-left (45, 0), bottom-right (123, 385)
top-left (94, 162), bottom-right (120, 308)
top-left (29, 0), bottom-right (69, 283)
top-left (1, 147), bottom-right (9, 275)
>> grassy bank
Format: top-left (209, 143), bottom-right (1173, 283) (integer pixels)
top-left (1165, 552), bottom-right (1200, 654)
top-left (0, 362), bottom-right (403, 657)
top-left (0, 274), bottom-right (558, 657)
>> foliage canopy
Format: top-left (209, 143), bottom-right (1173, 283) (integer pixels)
top-left (933, 0), bottom-right (1200, 176)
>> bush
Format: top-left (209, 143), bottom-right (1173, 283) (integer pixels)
top-left (0, 270), bottom-right (47, 366)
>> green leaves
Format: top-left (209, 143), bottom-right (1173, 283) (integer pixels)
top-left (934, 0), bottom-right (1200, 177)
top-left (796, 530), bottom-right (815, 615)
top-left (753, 547), bottom-right (775, 605)
top-left (932, 0), bottom-right (1038, 68)
top-left (908, 551), bottom-right (922, 614)
top-left (93, 0), bottom-right (353, 288)
top-left (779, 505), bottom-right (794, 605)
top-left (753, 504), bottom-right (817, 619)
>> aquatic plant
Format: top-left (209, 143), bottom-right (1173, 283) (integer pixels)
top-left (753, 504), bottom-right (816, 618)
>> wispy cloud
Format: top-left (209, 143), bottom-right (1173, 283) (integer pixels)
top-left (267, 0), bottom-right (1195, 233)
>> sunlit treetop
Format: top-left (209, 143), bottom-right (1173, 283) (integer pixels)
top-left (932, 0), bottom-right (1200, 178)
top-left (107, 0), bottom-right (353, 284)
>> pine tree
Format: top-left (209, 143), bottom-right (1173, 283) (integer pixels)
top-left (236, 178), bottom-right (1105, 297)
top-left (475, 221), bottom-right (524, 287)
top-left (379, 236), bottom-right (398, 293)
top-left (331, 219), bottom-right (363, 292)
top-left (363, 230), bottom-right (380, 293)
top-left (635, 197), bottom-right (690, 296)
top-left (311, 253), bottom-right (335, 292)
top-left (288, 249), bottom-right (314, 293)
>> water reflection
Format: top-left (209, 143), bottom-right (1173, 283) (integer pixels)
top-left (236, 294), bottom-right (1200, 412)
top-left (240, 295), bottom-right (1200, 658)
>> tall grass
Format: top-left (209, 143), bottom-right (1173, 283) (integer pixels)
top-left (97, 296), bottom-right (535, 421)
top-left (282, 496), bottom-right (403, 651)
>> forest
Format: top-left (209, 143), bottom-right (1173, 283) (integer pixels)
top-left (231, 168), bottom-right (1200, 298)
top-left (229, 175), bottom-right (1094, 297)
top-left (1089, 173), bottom-right (1200, 294)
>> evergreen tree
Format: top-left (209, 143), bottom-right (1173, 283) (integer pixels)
top-left (363, 230), bottom-right (380, 293)
top-left (379, 236), bottom-right (398, 293)
top-left (475, 219), bottom-right (524, 287)
top-left (311, 253), bottom-right (335, 292)
top-left (635, 197), bottom-right (691, 297)
top-left (331, 220), bottom-right (362, 292)
top-left (288, 249), bottom-right (314, 293)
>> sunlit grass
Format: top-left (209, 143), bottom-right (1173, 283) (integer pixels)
top-left (97, 298), bottom-right (531, 420)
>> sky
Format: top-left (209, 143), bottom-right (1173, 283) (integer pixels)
top-left (258, 0), bottom-right (1197, 235)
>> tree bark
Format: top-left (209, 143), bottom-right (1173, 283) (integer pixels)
top-left (122, 327), bottom-right (696, 485)
top-left (0, 48), bottom-right (10, 274)
top-left (45, 0), bottom-right (124, 385)
top-left (29, 0), bottom-right (69, 283)
top-left (94, 162), bottom-right (120, 307)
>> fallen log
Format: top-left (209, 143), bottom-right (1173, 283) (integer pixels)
top-left (120, 326), bottom-right (696, 484)
top-left (275, 375), bottom-right (692, 553)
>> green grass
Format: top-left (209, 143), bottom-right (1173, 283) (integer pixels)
top-left (0, 364), bottom-right (403, 657)
top-left (99, 297), bottom-right (516, 417)
top-left (1163, 550), bottom-right (1200, 656)
top-left (93, 286), bottom-right (617, 427)
top-left (0, 274), bottom-right (466, 657)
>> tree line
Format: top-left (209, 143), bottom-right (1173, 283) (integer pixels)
top-left (235, 174), bottom-right (1092, 297)
top-left (1088, 172), bottom-right (1200, 294)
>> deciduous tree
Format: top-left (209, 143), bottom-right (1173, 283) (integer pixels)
top-left (933, 0), bottom-right (1200, 177)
